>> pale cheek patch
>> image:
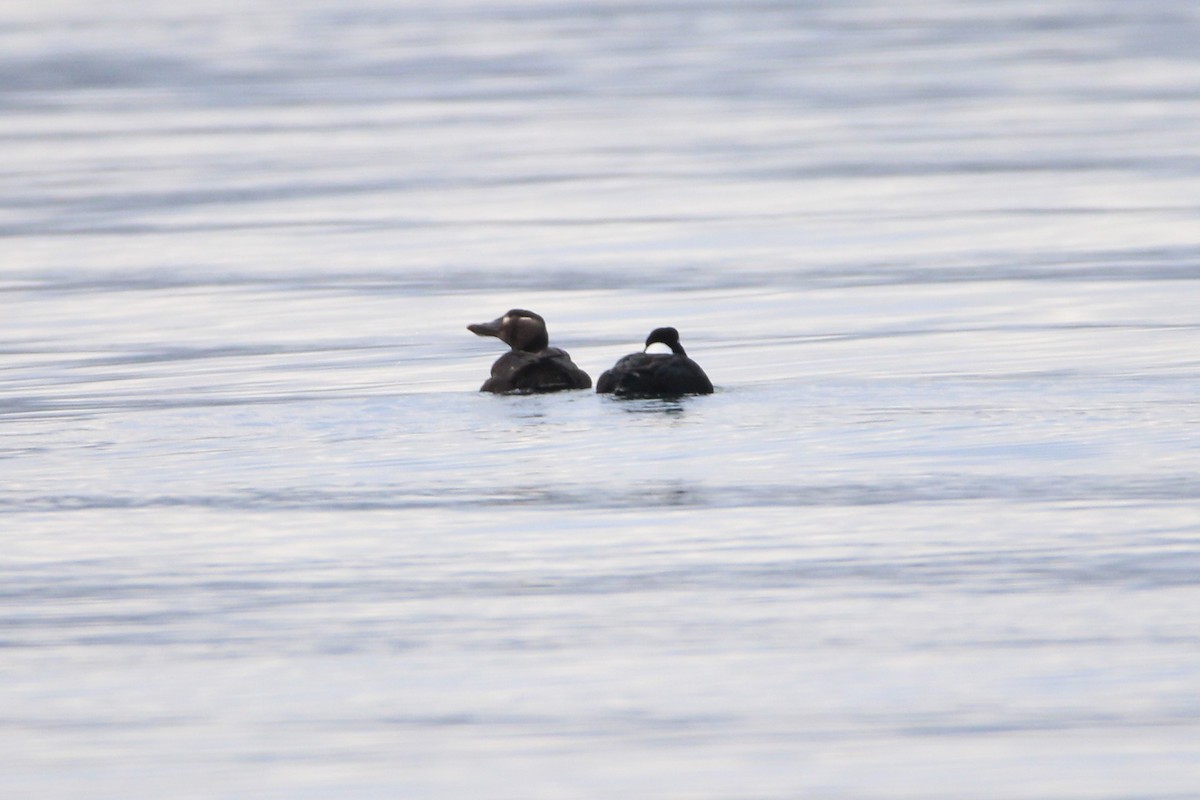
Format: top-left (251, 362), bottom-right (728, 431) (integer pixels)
top-left (644, 342), bottom-right (674, 355)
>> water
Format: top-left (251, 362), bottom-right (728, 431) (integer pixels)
top-left (4, 0), bottom-right (1200, 797)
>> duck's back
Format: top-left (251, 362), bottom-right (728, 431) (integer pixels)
top-left (483, 347), bottom-right (592, 393)
top-left (596, 353), bottom-right (713, 396)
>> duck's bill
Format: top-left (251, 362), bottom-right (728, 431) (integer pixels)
top-left (467, 318), bottom-right (503, 337)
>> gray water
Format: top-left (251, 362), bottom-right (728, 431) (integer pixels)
top-left (4, 1), bottom-right (1200, 797)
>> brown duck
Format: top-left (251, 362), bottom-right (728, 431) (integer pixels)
top-left (467, 309), bottom-right (592, 394)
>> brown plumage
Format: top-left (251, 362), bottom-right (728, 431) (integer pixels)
top-left (467, 309), bottom-right (592, 394)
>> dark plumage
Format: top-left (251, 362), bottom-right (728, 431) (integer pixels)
top-left (467, 309), bottom-right (592, 394)
top-left (596, 327), bottom-right (713, 396)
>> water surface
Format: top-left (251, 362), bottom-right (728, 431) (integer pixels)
top-left (3, 1), bottom-right (1200, 797)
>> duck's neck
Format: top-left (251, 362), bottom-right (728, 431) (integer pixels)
top-left (512, 330), bottom-right (549, 352)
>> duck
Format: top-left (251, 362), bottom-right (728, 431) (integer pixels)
top-left (467, 309), bottom-right (592, 393)
top-left (596, 326), bottom-right (713, 396)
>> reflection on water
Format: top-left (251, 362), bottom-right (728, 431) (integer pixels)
top-left (3, 0), bottom-right (1200, 797)
top-left (6, 472), bottom-right (1200, 514)
top-left (605, 396), bottom-right (691, 416)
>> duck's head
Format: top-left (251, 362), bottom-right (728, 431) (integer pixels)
top-left (644, 326), bottom-right (686, 356)
top-left (468, 309), bottom-right (550, 353)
